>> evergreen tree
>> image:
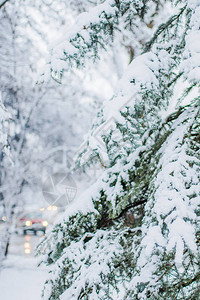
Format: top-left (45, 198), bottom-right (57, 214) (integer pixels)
top-left (38, 0), bottom-right (200, 299)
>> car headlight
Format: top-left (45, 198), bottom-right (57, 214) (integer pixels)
top-left (25, 220), bottom-right (32, 226)
top-left (42, 220), bottom-right (48, 227)
top-left (24, 248), bottom-right (31, 254)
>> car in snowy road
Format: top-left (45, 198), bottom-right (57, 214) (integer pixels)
top-left (16, 211), bottom-right (48, 235)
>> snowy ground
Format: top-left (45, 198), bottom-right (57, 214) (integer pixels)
top-left (0, 228), bottom-right (48, 300)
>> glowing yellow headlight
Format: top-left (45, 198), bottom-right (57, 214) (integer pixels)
top-left (24, 248), bottom-right (31, 254)
top-left (25, 220), bottom-right (32, 227)
top-left (42, 220), bottom-right (48, 227)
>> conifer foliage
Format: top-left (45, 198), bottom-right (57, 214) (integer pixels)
top-left (38, 0), bottom-right (200, 299)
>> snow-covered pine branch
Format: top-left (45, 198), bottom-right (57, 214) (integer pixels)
top-left (127, 106), bottom-right (200, 299)
top-left (48, 0), bottom-right (169, 82)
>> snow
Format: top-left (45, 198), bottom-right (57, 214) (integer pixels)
top-left (1, 0), bottom-right (199, 298)
top-left (78, 47), bottom-right (172, 173)
top-left (132, 107), bottom-right (199, 289)
top-left (0, 267), bottom-right (47, 300)
top-left (48, 0), bottom-right (117, 76)
top-left (181, 2), bottom-right (200, 82)
top-left (0, 92), bottom-right (11, 156)
top-left (0, 234), bottom-right (48, 300)
top-left (49, 229), bottom-right (124, 300)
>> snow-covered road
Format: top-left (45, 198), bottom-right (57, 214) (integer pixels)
top-left (0, 232), bottom-right (48, 300)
